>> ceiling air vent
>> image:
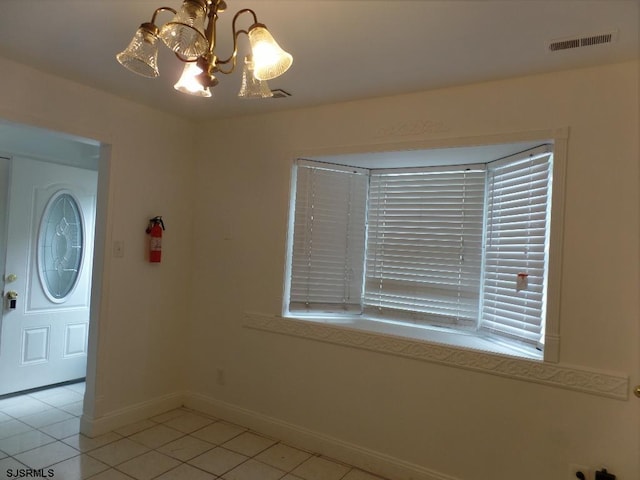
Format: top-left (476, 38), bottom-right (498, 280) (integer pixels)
top-left (271, 89), bottom-right (292, 99)
top-left (547, 30), bottom-right (618, 52)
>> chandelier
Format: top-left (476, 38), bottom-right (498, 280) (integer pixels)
top-left (116, 0), bottom-right (293, 98)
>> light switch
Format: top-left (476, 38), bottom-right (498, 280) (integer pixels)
top-left (113, 240), bottom-right (125, 258)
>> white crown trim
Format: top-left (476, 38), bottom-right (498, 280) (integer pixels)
top-left (244, 312), bottom-right (629, 400)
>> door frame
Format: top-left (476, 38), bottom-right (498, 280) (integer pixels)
top-left (82, 141), bottom-right (110, 427)
top-left (0, 118), bottom-right (110, 433)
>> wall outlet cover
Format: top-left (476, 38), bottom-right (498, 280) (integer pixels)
top-left (570, 464), bottom-right (591, 480)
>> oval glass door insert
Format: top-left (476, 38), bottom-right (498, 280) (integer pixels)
top-left (37, 190), bottom-right (84, 303)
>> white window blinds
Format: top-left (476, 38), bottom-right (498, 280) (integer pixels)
top-left (364, 167), bottom-right (486, 327)
top-left (285, 145), bottom-right (554, 355)
top-left (288, 161), bottom-right (368, 313)
top-left (480, 148), bottom-right (553, 347)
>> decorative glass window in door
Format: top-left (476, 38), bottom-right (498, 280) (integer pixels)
top-left (37, 190), bottom-right (84, 303)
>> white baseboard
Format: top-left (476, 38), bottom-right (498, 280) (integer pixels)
top-left (80, 391), bottom-right (185, 437)
top-left (185, 391), bottom-right (459, 480)
top-left (80, 389), bottom-right (460, 479)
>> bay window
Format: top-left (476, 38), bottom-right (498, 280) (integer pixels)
top-left (284, 144), bottom-right (554, 359)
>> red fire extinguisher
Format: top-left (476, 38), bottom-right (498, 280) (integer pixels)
top-left (146, 216), bottom-right (165, 263)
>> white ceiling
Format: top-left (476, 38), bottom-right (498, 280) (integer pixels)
top-left (0, 1), bottom-right (637, 122)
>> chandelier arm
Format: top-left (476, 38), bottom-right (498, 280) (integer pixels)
top-left (150, 6), bottom-right (177, 25)
top-left (213, 8), bottom-right (257, 72)
top-left (232, 8), bottom-right (259, 27)
top-left (215, 29), bottom-right (249, 74)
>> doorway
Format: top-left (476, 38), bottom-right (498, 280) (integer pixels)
top-left (0, 120), bottom-right (101, 397)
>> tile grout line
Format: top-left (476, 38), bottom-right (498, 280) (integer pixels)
top-left (1, 384), bottom-right (389, 480)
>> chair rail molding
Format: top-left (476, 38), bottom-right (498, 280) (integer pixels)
top-left (244, 312), bottom-right (629, 400)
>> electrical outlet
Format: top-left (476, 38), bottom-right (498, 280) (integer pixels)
top-left (216, 368), bottom-right (225, 386)
top-left (569, 464), bottom-right (592, 480)
top-left (113, 240), bottom-right (125, 258)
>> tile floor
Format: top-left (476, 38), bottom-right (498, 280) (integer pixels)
top-left (0, 382), bottom-right (388, 480)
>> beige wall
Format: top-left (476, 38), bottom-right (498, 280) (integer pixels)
top-left (0, 57), bottom-right (196, 416)
top-left (0, 54), bottom-right (637, 480)
top-left (190, 61), bottom-right (639, 479)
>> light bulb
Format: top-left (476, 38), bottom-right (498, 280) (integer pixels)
top-left (174, 62), bottom-right (212, 97)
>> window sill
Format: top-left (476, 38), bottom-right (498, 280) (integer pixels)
top-left (287, 313), bottom-right (542, 360)
top-left (243, 312), bottom-right (629, 400)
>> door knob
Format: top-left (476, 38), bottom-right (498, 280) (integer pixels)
top-left (5, 291), bottom-right (18, 310)
top-left (634, 385), bottom-right (640, 398)
top-left (5, 273), bottom-right (17, 283)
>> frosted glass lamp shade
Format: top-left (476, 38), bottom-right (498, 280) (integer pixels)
top-left (238, 57), bottom-right (273, 99)
top-left (248, 25), bottom-right (293, 80)
top-left (116, 25), bottom-right (160, 78)
top-left (159, 0), bottom-right (208, 59)
top-left (174, 62), bottom-right (212, 97)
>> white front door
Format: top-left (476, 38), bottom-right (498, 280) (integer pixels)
top-left (0, 156), bottom-right (97, 396)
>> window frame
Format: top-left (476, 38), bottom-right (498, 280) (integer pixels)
top-left (283, 132), bottom-right (567, 363)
